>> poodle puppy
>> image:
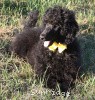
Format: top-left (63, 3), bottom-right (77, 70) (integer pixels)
top-left (11, 6), bottom-right (81, 93)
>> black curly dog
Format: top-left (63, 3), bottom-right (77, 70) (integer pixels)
top-left (11, 6), bottom-right (81, 92)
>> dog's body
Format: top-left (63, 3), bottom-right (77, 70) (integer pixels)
top-left (11, 6), bottom-right (81, 92)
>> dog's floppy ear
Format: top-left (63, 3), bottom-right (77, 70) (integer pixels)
top-left (61, 9), bottom-right (79, 44)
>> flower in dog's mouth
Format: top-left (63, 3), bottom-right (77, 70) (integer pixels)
top-left (44, 41), bottom-right (67, 53)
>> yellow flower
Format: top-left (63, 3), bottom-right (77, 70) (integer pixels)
top-left (48, 42), bottom-right (67, 53)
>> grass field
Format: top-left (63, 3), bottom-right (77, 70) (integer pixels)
top-left (0, 0), bottom-right (95, 99)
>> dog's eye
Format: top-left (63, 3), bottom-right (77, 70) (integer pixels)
top-left (60, 30), bottom-right (64, 36)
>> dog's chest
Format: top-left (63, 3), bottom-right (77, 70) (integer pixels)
top-left (43, 49), bottom-right (65, 67)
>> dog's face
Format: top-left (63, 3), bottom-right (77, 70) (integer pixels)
top-left (40, 23), bottom-right (66, 48)
top-left (40, 6), bottom-right (79, 49)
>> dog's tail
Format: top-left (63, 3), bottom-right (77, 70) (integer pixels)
top-left (24, 10), bottom-right (39, 28)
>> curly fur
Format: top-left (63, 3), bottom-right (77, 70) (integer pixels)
top-left (11, 6), bottom-right (81, 92)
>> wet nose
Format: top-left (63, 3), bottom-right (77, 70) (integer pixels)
top-left (40, 33), bottom-right (45, 40)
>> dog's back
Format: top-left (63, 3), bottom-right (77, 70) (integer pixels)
top-left (11, 11), bottom-right (42, 57)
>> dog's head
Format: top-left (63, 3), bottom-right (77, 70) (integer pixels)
top-left (40, 6), bottom-right (79, 52)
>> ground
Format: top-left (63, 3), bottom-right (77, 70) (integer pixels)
top-left (0, 0), bottom-right (95, 100)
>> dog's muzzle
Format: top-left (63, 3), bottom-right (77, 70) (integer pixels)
top-left (40, 23), bottom-right (53, 40)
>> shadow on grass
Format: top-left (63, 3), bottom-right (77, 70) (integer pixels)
top-left (78, 22), bottom-right (95, 74)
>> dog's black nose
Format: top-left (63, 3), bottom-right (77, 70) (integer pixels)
top-left (40, 35), bottom-right (45, 40)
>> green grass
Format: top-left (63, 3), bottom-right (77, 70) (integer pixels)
top-left (0, 0), bottom-right (95, 99)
